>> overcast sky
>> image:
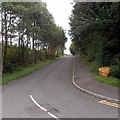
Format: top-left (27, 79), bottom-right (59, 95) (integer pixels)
top-left (42, 0), bottom-right (74, 54)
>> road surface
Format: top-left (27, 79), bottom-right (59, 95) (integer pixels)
top-left (2, 56), bottom-right (118, 118)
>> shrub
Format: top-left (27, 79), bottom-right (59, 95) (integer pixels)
top-left (4, 63), bottom-right (15, 73)
top-left (110, 65), bottom-right (120, 79)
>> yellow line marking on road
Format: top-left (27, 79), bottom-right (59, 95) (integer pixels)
top-left (99, 100), bottom-right (120, 108)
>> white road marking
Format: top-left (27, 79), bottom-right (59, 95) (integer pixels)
top-left (72, 57), bottom-right (120, 103)
top-left (29, 94), bottom-right (59, 119)
top-left (48, 112), bottom-right (58, 119)
top-left (30, 95), bottom-right (47, 111)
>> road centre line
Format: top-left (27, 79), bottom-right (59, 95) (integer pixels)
top-left (30, 95), bottom-right (47, 111)
top-left (29, 94), bottom-right (59, 119)
top-left (48, 112), bottom-right (59, 119)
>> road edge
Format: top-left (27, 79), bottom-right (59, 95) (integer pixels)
top-left (72, 56), bottom-right (120, 103)
top-left (2, 56), bottom-right (63, 85)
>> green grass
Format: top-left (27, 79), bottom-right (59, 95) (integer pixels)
top-left (80, 55), bottom-right (120, 87)
top-left (1, 56), bottom-right (62, 85)
top-left (95, 75), bottom-right (120, 87)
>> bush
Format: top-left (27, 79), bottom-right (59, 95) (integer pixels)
top-left (4, 63), bottom-right (15, 73)
top-left (110, 65), bottom-right (120, 79)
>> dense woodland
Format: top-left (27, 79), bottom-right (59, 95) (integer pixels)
top-left (69, 2), bottom-right (120, 78)
top-left (1, 2), bottom-right (67, 73)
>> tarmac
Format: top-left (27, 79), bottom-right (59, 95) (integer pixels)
top-left (73, 56), bottom-right (119, 103)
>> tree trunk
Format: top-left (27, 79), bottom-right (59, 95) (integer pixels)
top-left (18, 33), bottom-right (21, 47)
top-left (3, 9), bottom-right (8, 71)
top-left (32, 22), bottom-right (36, 49)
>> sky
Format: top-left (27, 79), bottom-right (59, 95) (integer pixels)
top-left (42, 0), bottom-right (74, 54)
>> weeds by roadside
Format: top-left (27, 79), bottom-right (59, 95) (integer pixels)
top-left (1, 56), bottom-right (63, 85)
top-left (80, 55), bottom-right (120, 87)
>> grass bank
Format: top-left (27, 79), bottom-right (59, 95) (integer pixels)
top-left (1, 56), bottom-right (62, 85)
top-left (80, 55), bottom-right (120, 87)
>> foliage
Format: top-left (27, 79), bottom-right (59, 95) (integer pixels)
top-left (80, 54), bottom-right (120, 87)
top-left (1, 2), bottom-right (67, 73)
top-left (110, 64), bottom-right (120, 79)
top-left (69, 3), bottom-right (120, 64)
top-left (95, 75), bottom-right (120, 87)
top-left (69, 2), bottom-right (120, 79)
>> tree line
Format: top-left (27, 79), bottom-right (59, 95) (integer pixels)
top-left (69, 2), bottom-right (120, 78)
top-left (1, 2), bottom-right (67, 73)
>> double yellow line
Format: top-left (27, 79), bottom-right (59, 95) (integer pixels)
top-left (99, 100), bottom-right (120, 108)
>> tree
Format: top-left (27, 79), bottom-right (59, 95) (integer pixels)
top-left (2, 2), bottom-right (67, 73)
top-left (69, 2), bottom-right (120, 66)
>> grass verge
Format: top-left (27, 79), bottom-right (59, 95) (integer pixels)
top-left (80, 55), bottom-right (120, 87)
top-left (1, 56), bottom-right (62, 85)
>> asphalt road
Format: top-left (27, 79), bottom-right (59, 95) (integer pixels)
top-left (2, 56), bottom-right (118, 118)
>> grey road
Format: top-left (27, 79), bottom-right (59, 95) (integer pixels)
top-left (2, 56), bottom-right (118, 118)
